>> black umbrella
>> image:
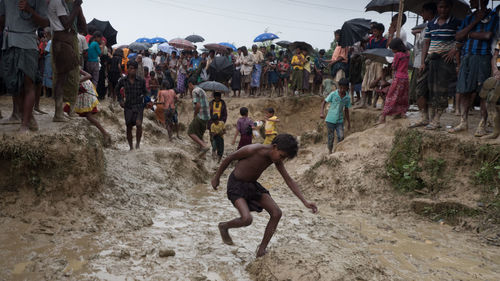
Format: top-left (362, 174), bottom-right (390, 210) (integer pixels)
top-left (185, 34), bottom-right (205, 43)
top-left (129, 42), bottom-right (149, 52)
top-left (362, 48), bottom-right (394, 64)
top-left (88, 18), bottom-right (117, 46)
top-left (276, 40), bottom-right (291, 48)
top-left (339, 18), bottom-right (372, 47)
top-left (365, 0), bottom-right (470, 19)
top-left (198, 81), bottom-right (230, 93)
top-left (208, 56), bottom-right (234, 83)
top-left (288, 41), bottom-right (315, 54)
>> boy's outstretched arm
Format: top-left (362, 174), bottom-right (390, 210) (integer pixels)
top-left (211, 145), bottom-right (255, 190)
top-left (275, 161), bottom-right (318, 213)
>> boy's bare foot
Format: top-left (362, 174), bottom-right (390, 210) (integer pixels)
top-left (218, 223), bottom-right (234, 245)
top-left (256, 247), bottom-right (268, 258)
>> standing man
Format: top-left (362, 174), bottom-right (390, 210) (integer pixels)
top-left (187, 77), bottom-right (211, 155)
top-left (0, 0), bottom-right (49, 131)
top-left (47, 0), bottom-right (86, 122)
top-left (116, 61), bottom-right (148, 150)
top-left (451, 0), bottom-right (498, 136)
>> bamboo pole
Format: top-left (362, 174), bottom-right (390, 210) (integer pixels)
top-left (396, 0), bottom-right (405, 38)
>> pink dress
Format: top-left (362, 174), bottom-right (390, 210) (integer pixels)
top-left (382, 51), bottom-right (409, 117)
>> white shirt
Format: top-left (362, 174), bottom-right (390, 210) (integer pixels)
top-left (386, 29), bottom-right (407, 44)
top-left (77, 34), bottom-right (88, 55)
top-left (142, 57), bottom-right (154, 72)
top-left (47, 0), bottom-right (68, 32)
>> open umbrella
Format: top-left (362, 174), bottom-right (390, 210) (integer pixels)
top-left (128, 52), bottom-right (138, 59)
top-left (129, 42), bottom-right (149, 52)
top-left (276, 40), bottom-right (291, 48)
top-left (288, 41), bottom-right (315, 54)
top-left (169, 38), bottom-right (195, 50)
top-left (219, 42), bottom-right (237, 52)
top-left (362, 48), bottom-right (394, 65)
top-left (136, 37), bottom-right (152, 44)
top-left (254, 33), bottom-right (279, 43)
top-left (204, 43), bottom-right (229, 53)
top-left (208, 56), bottom-right (234, 83)
top-left (339, 18), bottom-right (372, 47)
top-left (185, 34), bottom-right (205, 43)
top-left (88, 18), bottom-right (118, 46)
top-left (198, 81), bottom-right (230, 93)
top-left (365, 0), bottom-right (470, 19)
top-left (116, 44), bottom-right (129, 49)
top-left (150, 37), bottom-right (168, 44)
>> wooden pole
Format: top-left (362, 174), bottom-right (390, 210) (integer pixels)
top-left (396, 0), bottom-right (405, 38)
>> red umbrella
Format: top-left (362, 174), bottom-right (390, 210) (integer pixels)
top-left (169, 38), bottom-right (195, 50)
top-left (204, 43), bottom-right (229, 53)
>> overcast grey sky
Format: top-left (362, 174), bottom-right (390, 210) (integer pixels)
top-left (82, 0), bottom-right (416, 49)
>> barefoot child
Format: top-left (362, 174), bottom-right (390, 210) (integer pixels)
top-left (232, 107), bottom-right (254, 149)
top-left (65, 69), bottom-right (111, 146)
top-left (210, 114), bottom-right (225, 162)
top-left (211, 134), bottom-right (318, 257)
top-left (263, 108), bottom-right (279, 144)
top-left (320, 78), bottom-right (351, 154)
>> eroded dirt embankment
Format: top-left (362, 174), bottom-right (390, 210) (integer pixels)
top-left (0, 96), bottom-right (499, 281)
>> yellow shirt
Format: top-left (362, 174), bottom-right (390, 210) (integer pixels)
top-left (265, 116), bottom-right (278, 135)
top-left (210, 121), bottom-right (225, 137)
top-left (304, 56), bottom-right (311, 72)
top-left (291, 54), bottom-right (304, 70)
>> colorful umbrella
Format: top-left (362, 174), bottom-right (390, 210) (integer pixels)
top-left (219, 42), bottom-right (237, 52)
top-left (169, 38), bottom-right (196, 50)
top-left (204, 43), bottom-right (229, 53)
top-left (136, 37), bottom-right (152, 44)
top-left (253, 33), bottom-right (279, 43)
top-left (150, 37), bottom-right (168, 44)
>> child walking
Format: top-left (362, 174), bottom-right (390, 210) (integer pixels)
top-left (378, 38), bottom-right (409, 124)
top-left (210, 114), bottom-right (225, 162)
top-left (232, 107), bottom-right (254, 149)
top-left (320, 78), bottom-right (351, 154)
top-left (263, 108), bottom-right (279, 144)
top-left (211, 134), bottom-right (318, 257)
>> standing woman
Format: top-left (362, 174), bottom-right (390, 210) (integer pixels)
top-left (176, 51), bottom-right (188, 97)
top-left (87, 31), bottom-right (104, 86)
top-left (231, 48), bottom-right (243, 97)
top-left (378, 38), bottom-right (410, 124)
top-left (108, 48), bottom-right (124, 102)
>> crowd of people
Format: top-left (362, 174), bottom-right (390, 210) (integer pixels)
top-left (2, 0), bottom-right (500, 148)
top-left (3, 0), bottom-right (500, 260)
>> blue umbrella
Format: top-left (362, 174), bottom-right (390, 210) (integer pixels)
top-left (253, 33), bottom-right (279, 43)
top-left (135, 37), bottom-right (152, 44)
top-left (128, 52), bottom-right (138, 59)
top-left (219, 42), bottom-right (237, 51)
top-left (150, 37), bottom-right (168, 44)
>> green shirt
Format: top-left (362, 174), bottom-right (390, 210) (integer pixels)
top-left (325, 90), bottom-right (351, 124)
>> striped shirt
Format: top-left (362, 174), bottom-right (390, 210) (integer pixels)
top-left (425, 16), bottom-right (461, 54)
top-left (459, 10), bottom-right (499, 56)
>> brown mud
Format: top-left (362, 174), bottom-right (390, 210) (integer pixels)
top-left (0, 95), bottom-right (499, 280)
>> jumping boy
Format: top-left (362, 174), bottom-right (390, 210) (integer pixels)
top-left (211, 134), bottom-right (318, 257)
top-left (320, 78), bottom-right (351, 154)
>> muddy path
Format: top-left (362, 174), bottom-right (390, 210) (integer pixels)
top-left (1, 96), bottom-right (499, 280)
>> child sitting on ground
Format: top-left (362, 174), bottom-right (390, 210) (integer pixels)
top-left (232, 107), bottom-right (254, 149)
top-left (211, 134), bottom-right (317, 257)
top-left (263, 108), bottom-right (279, 144)
top-left (320, 78), bottom-right (351, 154)
top-left (210, 114), bottom-right (225, 163)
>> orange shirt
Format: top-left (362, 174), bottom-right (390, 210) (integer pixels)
top-left (331, 46), bottom-right (348, 63)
